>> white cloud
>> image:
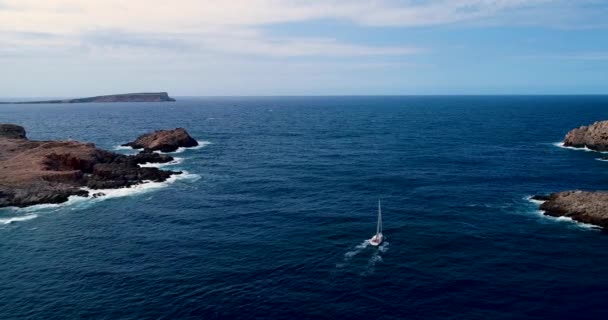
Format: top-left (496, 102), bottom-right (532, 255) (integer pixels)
top-left (0, 0), bottom-right (601, 59)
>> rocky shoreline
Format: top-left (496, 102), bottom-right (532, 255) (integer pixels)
top-left (563, 120), bottom-right (608, 151)
top-left (0, 124), bottom-right (196, 208)
top-left (534, 120), bottom-right (608, 229)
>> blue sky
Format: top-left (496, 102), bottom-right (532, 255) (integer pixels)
top-left (1, 0), bottom-right (607, 97)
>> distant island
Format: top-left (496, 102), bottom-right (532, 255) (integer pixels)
top-left (0, 92), bottom-right (176, 104)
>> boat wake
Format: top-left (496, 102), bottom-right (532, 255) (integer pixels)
top-left (337, 239), bottom-right (389, 275)
top-left (343, 240), bottom-right (370, 260)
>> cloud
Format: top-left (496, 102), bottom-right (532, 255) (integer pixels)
top-left (0, 0), bottom-right (603, 60)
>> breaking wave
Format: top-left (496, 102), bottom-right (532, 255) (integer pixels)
top-left (154, 141), bottom-right (212, 154)
top-left (525, 196), bottom-right (600, 230)
top-left (139, 157), bottom-right (184, 168)
top-left (0, 172), bottom-right (200, 225)
top-left (0, 214), bottom-right (38, 225)
top-left (553, 142), bottom-right (608, 153)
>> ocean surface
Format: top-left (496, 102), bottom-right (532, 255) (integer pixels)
top-left (1, 96), bottom-right (608, 319)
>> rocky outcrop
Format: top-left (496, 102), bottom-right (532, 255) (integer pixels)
top-left (534, 191), bottom-right (608, 228)
top-left (563, 120), bottom-right (608, 151)
top-left (0, 124), bottom-right (181, 208)
top-left (0, 92), bottom-right (176, 104)
top-left (122, 128), bottom-right (198, 152)
top-left (0, 124), bottom-right (27, 139)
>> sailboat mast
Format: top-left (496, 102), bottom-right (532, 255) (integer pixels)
top-left (377, 200), bottom-right (382, 234)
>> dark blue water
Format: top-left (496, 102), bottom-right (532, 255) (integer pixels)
top-left (2, 96), bottom-right (608, 319)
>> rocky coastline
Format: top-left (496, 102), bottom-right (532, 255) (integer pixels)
top-left (563, 120), bottom-right (608, 151)
top-left (0, 124), bottom-right (196, 208)
top-left (534, 120), bottom-right (608, 228)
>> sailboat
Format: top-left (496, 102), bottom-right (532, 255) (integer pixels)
top-left (369, 200), bottom-right (383, 246)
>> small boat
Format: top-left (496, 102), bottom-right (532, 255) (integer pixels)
top-left (369, 200), bottom-right (383, 246)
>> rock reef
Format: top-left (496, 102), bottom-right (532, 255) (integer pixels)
top-left (533, 192), bottom-right (608, 228)
top-left (0, 92), bottom-right (175, 104)
top-left (0, 124), bottom-right (181, 208)
top-left (122, 128), bottom-right (198, 152)
top-left (563, 120), bottom-right (608, 151)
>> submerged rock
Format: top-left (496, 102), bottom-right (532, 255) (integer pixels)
top-left (563, 120), bottom-right (608, 151)
top-left (0, 124), bottom-right (181, 208)
top-left (536, 191), bottom-right (608, 228)
top-left (122, 128), bottom-right (198, 152)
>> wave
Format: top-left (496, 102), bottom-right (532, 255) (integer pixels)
top-left (139, 157), bottom-right (184, 168)
top-left (113, 145), bottom-right (139, 151)
top-left (536, 210), bottom-right (599, 230)
top-left (1, 171), bottom-right (200, 225)
top-left (525, 196), bottom-right (600, 230)
top-left (154, 140), bottom-right (212, 154)
top-left (524, 195), bottom-right (546, 205)
top-left (553, 142), bottom-right (608, 153)
top-left (80, 171), bottom-right (200, 202)
top-left (0, 214), bottom-right (38, 225)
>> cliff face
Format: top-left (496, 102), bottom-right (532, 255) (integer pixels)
top-left (563, 120), bottom-right (608, 151)
top-left (0, 92), bottom-right (176, 104)
top-left (0, 124), bottom-right (180, 208)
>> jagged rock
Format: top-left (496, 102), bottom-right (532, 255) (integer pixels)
top-left (564, 120), bottom-right (608, 151)
top-left (536, 191), bottom-right (608, 228)
top-left (122, 128), bottom-right (198, 152)
top-left (0, 124), bottom-right (182, 208)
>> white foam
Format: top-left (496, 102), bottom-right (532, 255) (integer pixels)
top-left (378, 241), bottom-right (390, 253)
top-left (114, 145), bottom-right (138, 151)
top-left (553, 142), bottom-right (608, 153)
top-left (538, 210), bottom-right (599, 230)
top-left (596, 158), bottom-right (608, 162)
top-left (7, 171), bottom-right (200, 216)
top-left (344, 240), bottom-right (370, 259)
top-left (139, 157), bottom-right (184, 168)
top-left (154, 140), bottom-right (212, 154)
top-left (81, 171), bottom-right (200, 201)
top-left (524, 195), bottom-right (546, 205)
top-left (0, 214), bottom-right (38, 225)
top-left (526, 197), bottom-right (601, 230)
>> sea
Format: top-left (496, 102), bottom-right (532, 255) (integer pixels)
top-left (1, 96), bottom-right (608, 319)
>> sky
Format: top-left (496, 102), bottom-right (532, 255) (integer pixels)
top-left (1, 0), bottom-right (607, 97)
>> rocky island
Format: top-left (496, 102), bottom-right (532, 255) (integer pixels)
top-left (532, 192), bottom-right (608, 228)
top-left (0, 124), bottom-right (196, 208)
top-left (122, 128), bottom-right (198, 152)
top-left (563, 120), bottom-right (608, 151)
top-left (0, 92), bottom-right (175, 104)
top-left (534, 120), bottom-right (608, 228)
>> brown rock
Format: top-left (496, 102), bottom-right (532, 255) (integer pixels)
top-left (0, 124), bottom-right (180, 208)
top-left (538, 191), bottom-right (608, 228)
top-left (563, 120), bottom-right (608, 151)
top-left (122, 128), bottom-right (198, 152)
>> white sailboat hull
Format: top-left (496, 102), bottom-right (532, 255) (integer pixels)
top-left (369, 233), bottom-right (383, 246)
